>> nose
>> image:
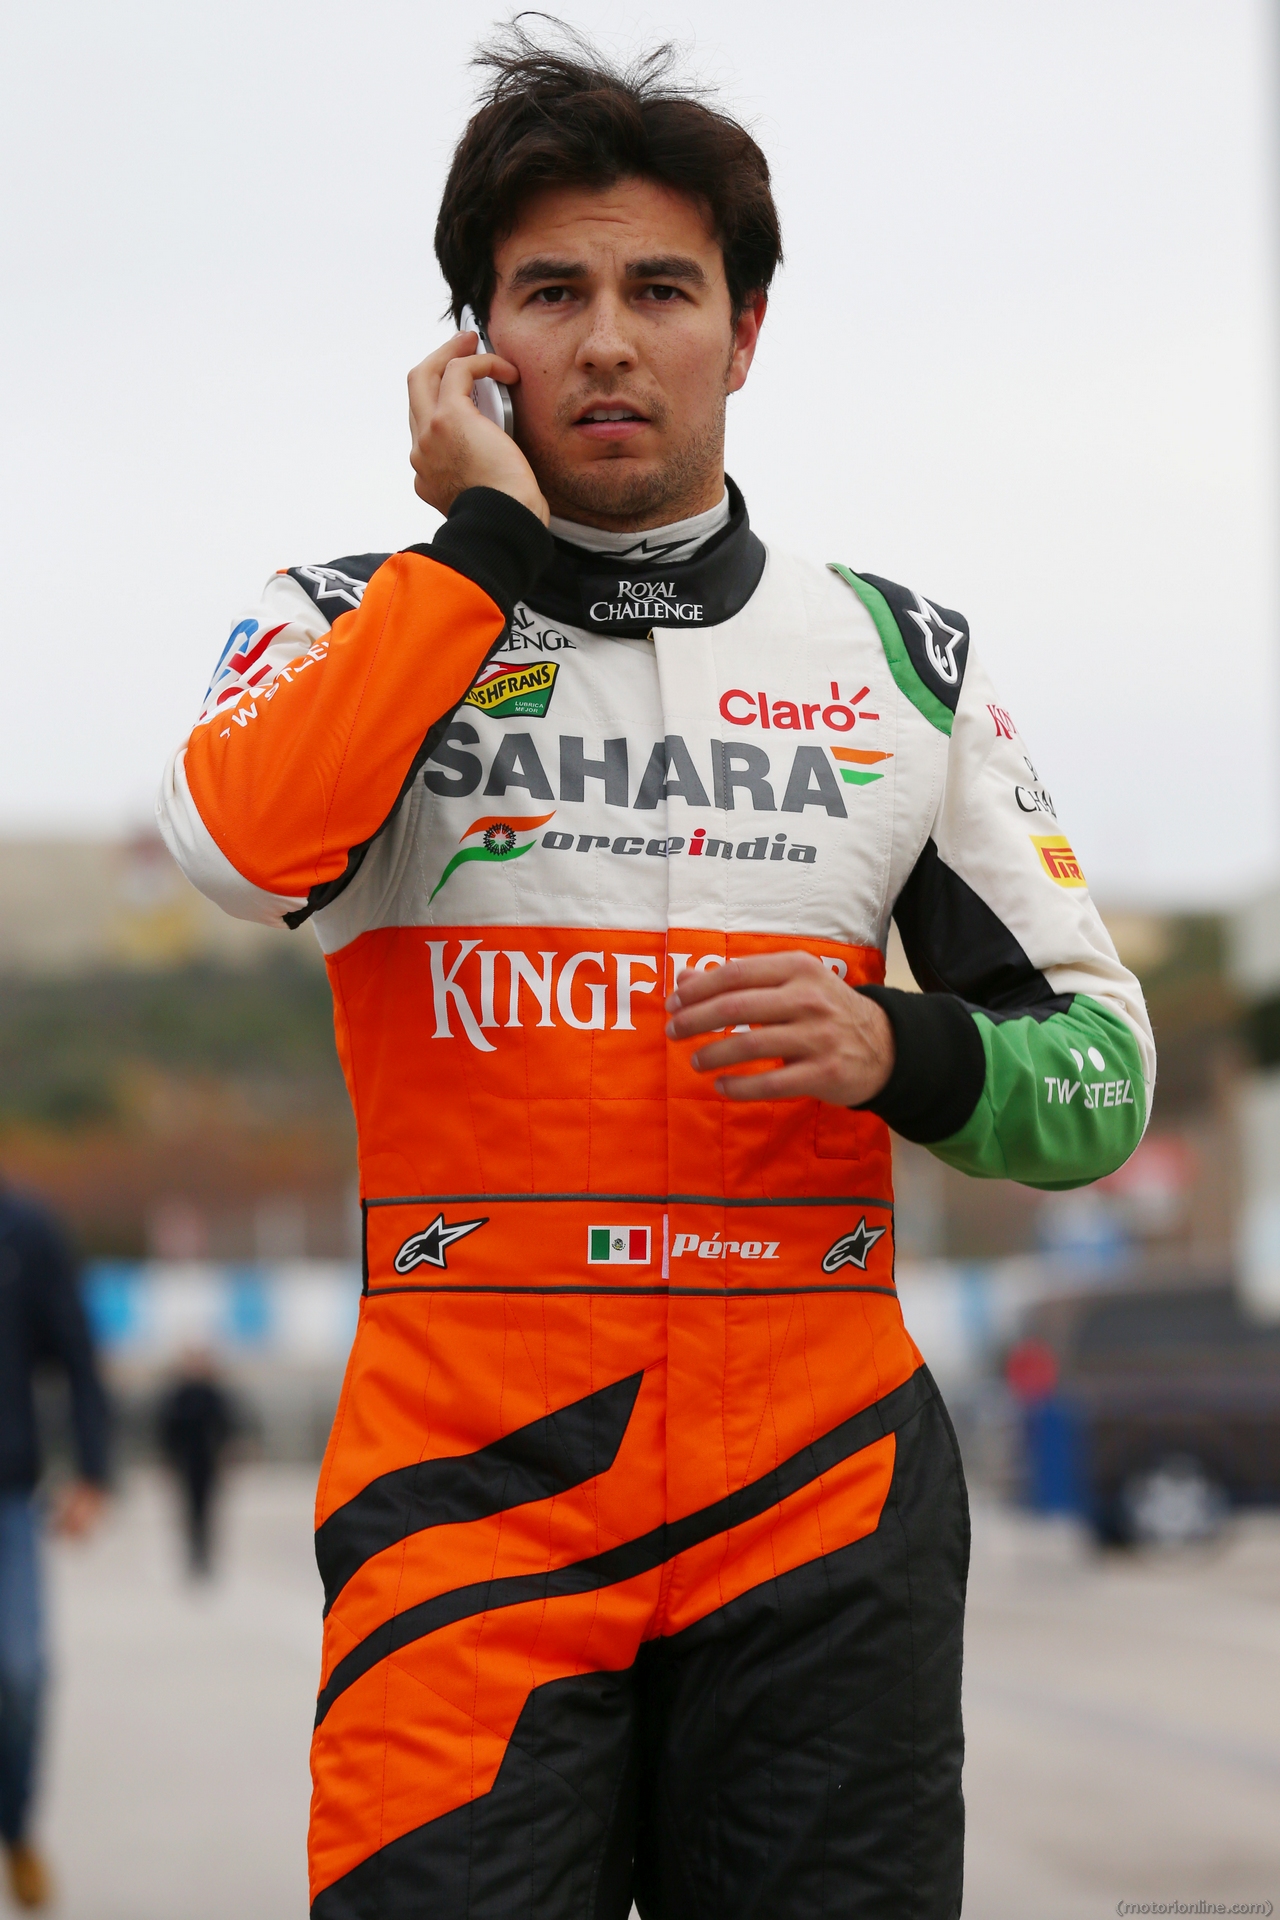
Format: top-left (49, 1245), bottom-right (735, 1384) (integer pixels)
top-left (574, 293), bottom-right (638, 376)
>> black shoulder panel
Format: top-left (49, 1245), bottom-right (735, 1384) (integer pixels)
top-left (894, 838), bottom-right (1071, 1022)
top-left (285, 553), bottom-right (391, 623)
top-left (857, 572), bottom-right (970, 716)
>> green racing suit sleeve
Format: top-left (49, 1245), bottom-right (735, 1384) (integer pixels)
top-left (834, 567), bottom-right (1154, 1191)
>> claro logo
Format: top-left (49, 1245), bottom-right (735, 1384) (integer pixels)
top-left (426, 941), bottom-right (850, 1054)
top-left (718, 682), bottom-right (879, 733)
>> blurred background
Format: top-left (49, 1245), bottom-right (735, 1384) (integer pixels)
top-left (2, 1), bottom-right (1279, 1915)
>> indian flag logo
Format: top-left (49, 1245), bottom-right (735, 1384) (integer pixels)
top-left (429, 812), bottom-right (555, 900)
top-left (831, 746), bottom-right (893, 787)
top-left (588, 1226), bottom-right (651, 1266)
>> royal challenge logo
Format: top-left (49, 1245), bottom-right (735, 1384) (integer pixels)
top-left (430, 811), bottom-right (556, 900)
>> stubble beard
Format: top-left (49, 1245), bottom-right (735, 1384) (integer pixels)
top-left (531, 392), bottom-right (728, 532)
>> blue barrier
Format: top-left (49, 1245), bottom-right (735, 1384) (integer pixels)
top-left (1023, 1397), bottom-right (1085, 1514)
top-left (81, 1260), bottom-right (360, 1362)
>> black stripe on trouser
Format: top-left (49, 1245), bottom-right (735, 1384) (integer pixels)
top-left (311, 1378), bottom-right (967, 1920)
top-left (314, 1365), bottom-right (934, 1728)
top-left (315, 1371), bottom-right (644, 1615)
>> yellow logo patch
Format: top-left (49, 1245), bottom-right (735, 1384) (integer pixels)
top-left (463, 659), bottom-right (558, 719)
top-left (1031, 835), bottom-right (1086, 888)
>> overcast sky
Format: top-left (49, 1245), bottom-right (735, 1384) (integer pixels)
top-left (2, 0), bottom-right (1275, 906)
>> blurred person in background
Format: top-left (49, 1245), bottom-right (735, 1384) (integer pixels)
top-left (0, 1183), bottom-right (108, 1911)
top-left (158, 22), bottom-right (1155, 1918)
top-left (156, 1350), bottom-right (236, 1579)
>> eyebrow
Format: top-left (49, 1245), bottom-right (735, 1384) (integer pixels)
top-left (506, 254), bottom-right (709, 290)
top-left (507, 257), bottom-right (587, 289)
top-left (627, 256), bottom-right (708, 285)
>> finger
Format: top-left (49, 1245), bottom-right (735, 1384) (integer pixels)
top-left (408, 334), bottom-right (497, 423)
top-left (666, 951), bottom-right (823, 1011)
top-left (713, 1059), bottom-right (835, 1101)
top-left (668, 971), bottom-right (844, 1039)
top-left (667, 983), bottom-right (820, 1040)
top-left (424, 331), bottom-right (487, 378)
top-left (673, 953), bottom-right (814, 999)
top-left (690, 1027), bottom-right (810, 1073)
top-left (408, 334), bottom-right (475, 399)
top-left (438, 351), bottom-right (520, 403)
top-left (407, 357), bottom-right (445, 433)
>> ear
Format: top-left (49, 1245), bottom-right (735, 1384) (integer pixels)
top-left (727, 293), bottom-right (768, 395)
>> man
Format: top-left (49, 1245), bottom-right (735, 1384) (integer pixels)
top-left (156, 1350), bottom-right (236, 1578)
top-left (0, 1185), bottom-right (109, 1910)
top-left (159, 31), bottom-right (1153, 1919)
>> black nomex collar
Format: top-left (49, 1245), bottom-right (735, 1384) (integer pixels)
top-left (527, 476), bottom-right (766, 636)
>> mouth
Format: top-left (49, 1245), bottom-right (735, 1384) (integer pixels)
top-left (572, 401), bottom-right (651, 442)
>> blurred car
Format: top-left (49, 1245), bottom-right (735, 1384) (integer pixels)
top-left (1004, 1281), bottom-right (1280, 1546)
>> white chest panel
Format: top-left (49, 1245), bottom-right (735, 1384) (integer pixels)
top-left (312, 549), bottom-right (947, 955)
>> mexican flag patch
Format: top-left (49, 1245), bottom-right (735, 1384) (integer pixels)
top-left (588, 1226), bottom-right (651, 1266)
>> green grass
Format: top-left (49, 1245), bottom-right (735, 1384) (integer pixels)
top-left (0, 959), bottom-right (346, 1129)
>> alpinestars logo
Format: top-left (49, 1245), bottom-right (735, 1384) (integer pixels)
top-left (906, 592), bottom-right (964, 686)
top-left (821, 1219), bottom-right (888, 1273)
top-left (394, 1213), bottom-right (488, 1273)
top-left (294, 565), bottom-right (368, 610)
top-left (430, 811), bottom-right (557, 900)
top-left (596, 529), bottom-right (711, 564)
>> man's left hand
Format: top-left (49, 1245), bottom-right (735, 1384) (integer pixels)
top-left (665, 952), bottom-right (895, 1106)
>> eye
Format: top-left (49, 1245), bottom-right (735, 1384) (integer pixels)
top-left (642, 284), bottom-right (682, 303)
top-left (530, 286), bottom-right (572, 305)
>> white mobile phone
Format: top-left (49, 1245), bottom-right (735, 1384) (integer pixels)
top-left (459, 303), bottom-right (514, 436)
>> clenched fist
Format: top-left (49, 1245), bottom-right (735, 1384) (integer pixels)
top-left (665, 951), bottom-right (895, 1107)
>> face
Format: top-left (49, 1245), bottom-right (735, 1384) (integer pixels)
top-left (487, 177), bottom-right (766, 530)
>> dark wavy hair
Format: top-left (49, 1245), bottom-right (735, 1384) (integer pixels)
top-left (435, 18), bottom-right (782, 324)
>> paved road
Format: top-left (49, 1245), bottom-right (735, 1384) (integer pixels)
top-left (964, 1503), bottom-right (1280, 1919)
top-left (32, 1469), bottom-right (1280, 1919)
top-left (41, 1469), bottom-right (318, 1920)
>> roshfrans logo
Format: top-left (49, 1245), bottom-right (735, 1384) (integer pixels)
top-left (430, 811), bottom-right (556, 900)
top-left (394, 1213), bottom-right (488, 1273)
top-left (463, 659), bottom-right (559, 719)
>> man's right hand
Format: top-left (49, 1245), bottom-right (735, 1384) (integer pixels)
top-left (53, 1479), bottom-right (108, 1540)
top-left (408, 332), bottom-right (549, 525)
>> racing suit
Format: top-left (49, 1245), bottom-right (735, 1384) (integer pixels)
top-left (159, 480), bottom-right (1154, 1920)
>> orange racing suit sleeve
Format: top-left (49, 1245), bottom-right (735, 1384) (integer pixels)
top-left (165, 488), bottom-right (553, 927)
